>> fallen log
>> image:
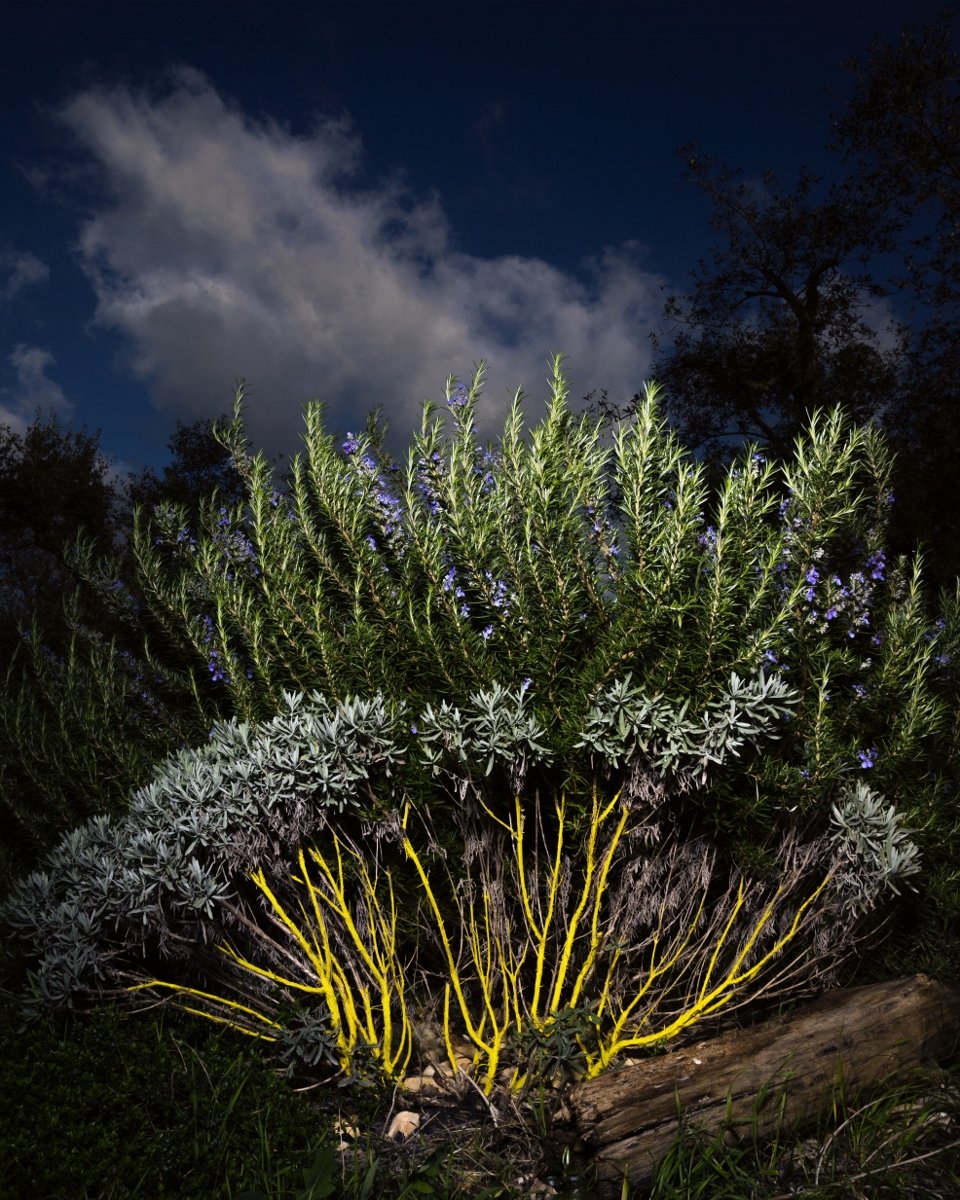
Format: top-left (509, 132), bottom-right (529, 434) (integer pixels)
top-left (562, 974), bottom-right (960, 1197)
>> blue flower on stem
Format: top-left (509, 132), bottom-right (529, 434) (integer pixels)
top-left (698, 526), bottom-right (718, 559)
top-left (207, 648), bottom-right (228, 684)
top-left (865, 550), bottom-right (886, 582)
top-left (442, 565), bottom-right (465, 599)
top-left (856, 747), bottom-right (878, 769)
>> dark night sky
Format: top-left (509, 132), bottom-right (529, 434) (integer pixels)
top-left (0, 0), bottom-right (952, 475)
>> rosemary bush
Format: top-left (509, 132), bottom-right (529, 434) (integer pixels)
top-left (2, 355), bottom-right (956, 1084)
top-left (126, 357), bottom-right (954, 835)
top-left (0, 574), bottom-right (222, 881)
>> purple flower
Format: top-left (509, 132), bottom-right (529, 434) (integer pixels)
top-left (442, 565), bottom-right (465, 599)
top-left (485, 574), bottom-right (510, 611)
top-left (856, 747), bottom-right (878, 769)
top-left (481, 625), bottom-right (493, 640)
top-left (865, 550), bottom-right (886, 581)
top-left (342, 434), bottom-right (358, 455)
top-left (207, 648), bottom-right (228, 684)
top-left (447, 384), bottom-right (469, 409)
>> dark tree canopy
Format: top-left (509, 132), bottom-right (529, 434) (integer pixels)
top-left (635, 12), bottom-right (960, 592)
top-left (832, 13), bottom-right (960, 589)
top-left (833, 11), bottom-right (960, 320)
top-left (123, 414), bottom-right (246, 519)
top-left (0, 414), bottom-right (123, 655)
top-left (649, 154), bottom-right (902, 462)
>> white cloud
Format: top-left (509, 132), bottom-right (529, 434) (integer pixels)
top-left (59, 68), bottom-right (663, 459)
top-left (0, 345), bottom-right (71, 434)
top-left (0, 251), bottom-right (49, 303)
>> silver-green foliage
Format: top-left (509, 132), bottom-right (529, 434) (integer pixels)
top-left (2, 667), bottom-right (803, 1017)
top-left (575, 669), bottom-right (798, 783)
top-left (2, 689), bottom-right (405, 1014)
top-left (830, 778), bottom-right (922, 908)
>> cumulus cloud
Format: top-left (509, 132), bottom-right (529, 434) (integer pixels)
top-left (0, 345), bottom-right (71, 434)
top-left (1, 251), bottom-right (49, 304)
top-left (59, 68), bottom-right (663, 458)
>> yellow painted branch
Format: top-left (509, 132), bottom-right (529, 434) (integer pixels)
top-left (568, 796), bottom-right (629, 1010)
top-left (527, 792), bottom-right (566, 1023)
top-left (252, 861), bottom-right (350, 1040)
top-left (587, 875), bottom-right (832, 1075)
top-left (252, 866), bottom-right (325, 975)
top-left (403, 828), bottom-right (490, 1051)
top-left (549, 787), bottom-right (620, 1012)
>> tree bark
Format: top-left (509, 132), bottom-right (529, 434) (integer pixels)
top-left (561, 975), bottom-right (960, 1197)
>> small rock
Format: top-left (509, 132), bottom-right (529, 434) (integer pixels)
top-left (401, 1072), bottom-right (440, 1093)
top-left (385, 1111), bottom-right (421, 1142)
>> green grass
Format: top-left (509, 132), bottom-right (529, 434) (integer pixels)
top-left (648, 1069), bottom-right (960, 1199)
top-left (0, 994), bottom-right (322, 1199)
top-left (2, 981), bottom-right (959, 1200)
top-left (0, 987), bottom-right (518, 1199)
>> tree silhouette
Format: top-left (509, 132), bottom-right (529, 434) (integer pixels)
top-left (0, 414), bottom-right (122, 659)
top-left (636, 12), bottom-right (960, 592)
top-left (649, 152), bottom-right (901, 462)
